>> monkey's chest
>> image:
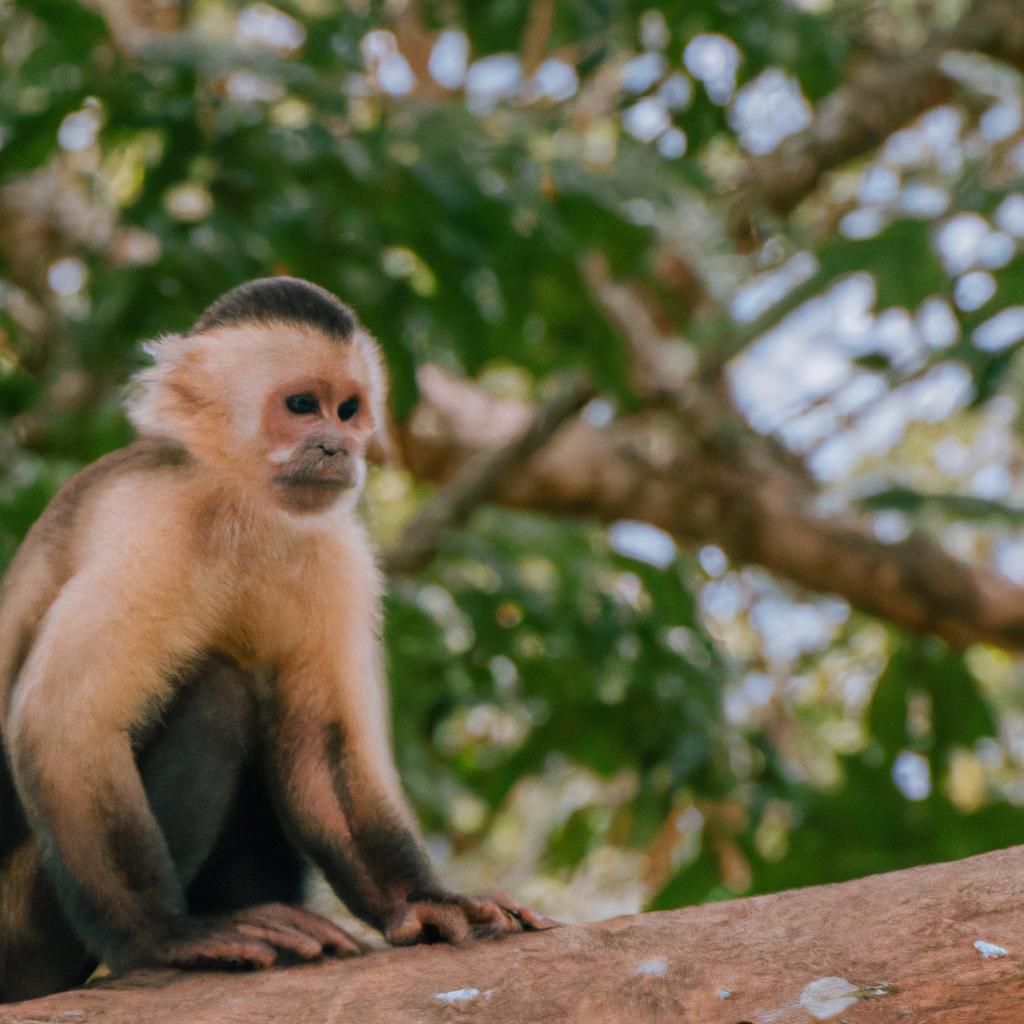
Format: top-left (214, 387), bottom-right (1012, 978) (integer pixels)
top-left (213, 556), bottom-right (352, 670)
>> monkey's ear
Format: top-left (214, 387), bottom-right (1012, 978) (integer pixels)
top-left (125, 335), bottom-right (219, 446)
top-left (124, 333), bottom-right (186, 433)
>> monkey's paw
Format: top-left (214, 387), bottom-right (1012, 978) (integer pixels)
top-left (384, 890), bottom-right (560, 946)
top-left (141, 904), bottom-right (364, 970)
top-left (230, 903), bottom-right (365, 957)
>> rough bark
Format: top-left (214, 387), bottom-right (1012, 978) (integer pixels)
top-left (399, 366), bottom-right (1024, 651)
top-left (728, 0), bottom-right (1024, 231)
top-left (6, 845), bottom-right (1024, 1022)
top-left (383, 374), bottom-right (591, 576)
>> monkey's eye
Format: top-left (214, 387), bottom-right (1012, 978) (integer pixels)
top-left (338, 395), bottom-right (360, 421)
top-left (284, 393), bottom-right (319, 415)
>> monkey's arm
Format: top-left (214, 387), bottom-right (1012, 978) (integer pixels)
top-left (268, 637), bottom-right (554, 944)
top-left (5, 571), bottom-right (335, 970)
top-left (7, 571), bottom-right (190, 964)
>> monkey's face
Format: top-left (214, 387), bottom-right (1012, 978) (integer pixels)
top-left (171, 321), bottom-right (386, 514)
top-left (254, 331), bottom-right (384, 513)
top-left (262, 370), bottom-right (371, 511)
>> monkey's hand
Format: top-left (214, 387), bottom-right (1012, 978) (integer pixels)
top-left (135, 904), bottom-right (364, 971)
top-left (384, 890), bottom-right (559, 946)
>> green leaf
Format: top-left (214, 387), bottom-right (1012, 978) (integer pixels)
top-left (866, 643), bottom-right (912, 761)
top-left (818, 220), bottom-right (946, 310)
top-left (860, 488), bottom-right (1024, 525)
top-left (852, 353), bottom-right (893, 371)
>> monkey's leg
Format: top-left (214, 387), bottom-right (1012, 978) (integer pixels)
top-left (185, 763), bottom-right (362, 958)
top-left (0, 845), bottom-right (94, 1002)
top-left (1, 656), bottom-right (269, 1001)
top-left (135, 655), bottom-right (259, 888)
top-left (185, 760), bottom-right (306, 915)
top-left (139, 656), bottom-right (362, 962)
top-left (0, 656), bottom-right (262, 1002)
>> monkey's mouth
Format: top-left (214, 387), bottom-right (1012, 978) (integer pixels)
top-left (275, 466), bottom-right (359, 490)
top-left (273, 451), bottom-right (363, 495)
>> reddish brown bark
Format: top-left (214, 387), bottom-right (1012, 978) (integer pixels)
top-left (7, 845), bottom-right (1024, 1022)
top-left (394, 366), bottom-right (1024, 651)
top-left (728, 0), bottom-right (1024, 232)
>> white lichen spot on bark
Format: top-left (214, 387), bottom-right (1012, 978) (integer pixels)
top-left (633, 956), bottom-right (668, 976)
top-left (432, 987), bottom-right (493, 1004)
top-left (797, 977), bottom-right (861, 1020)
top-left (974, 939), bottom-right (1009, 958)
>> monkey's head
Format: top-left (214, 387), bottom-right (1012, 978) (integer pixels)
top-left (127, 277), bottom-right (389, 513)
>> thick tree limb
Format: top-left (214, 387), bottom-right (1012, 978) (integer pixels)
top-left (519, 0), bottom-right (556, 77)
top-left (399, 366), bottom-right (1024, 650)
top-left (575, 252), bottom-right (1024, 648)
top-left (383, 373), bottom-right (592, 576)
top-left (728, 0), bottom-right (1024, 231)
top-left (8, 845), bottom-right (1024, 1022)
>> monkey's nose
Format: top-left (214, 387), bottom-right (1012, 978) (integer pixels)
top-left (318, 442), bottom-right (347, 457)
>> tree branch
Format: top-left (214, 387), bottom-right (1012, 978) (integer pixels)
top-left (399, 366), bottom-right (1024, 650)
top-left (383, 373), bottom-right (592, 576)
top-left (728, 0), bottom-right (1024, 234)
top-left (9, 846), bottom-right (1024, 1022)
top-left (520, 0), bottom-right (556, 77)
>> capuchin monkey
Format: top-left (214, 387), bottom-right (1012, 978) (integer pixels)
top-left (0, 277), bottom-right (553, 1001)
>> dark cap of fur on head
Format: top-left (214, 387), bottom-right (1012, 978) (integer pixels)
top-left (191, 277), bottom-right (358, 341)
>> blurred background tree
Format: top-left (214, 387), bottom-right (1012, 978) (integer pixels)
top-left (4, 0), bottom-right (1024, 923)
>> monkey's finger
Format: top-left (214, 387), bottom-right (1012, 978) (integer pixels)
top-left (384, 905), bottom-right (427, 946)
top-left (294, 916), bottom-right (363, 956)
top-left (238, 904), bottom-right (364, 956)
top-left (235, 922), bottom-right (324, 960)
top-left (457, 898), bottom-right (518, 938)
top-left (386, 903), bottom-right (470, 946)
top-left (280, 912), bottom-right (363, 956)
top-left (156, 936), bottom-right (278, 970)
top-left (418, 903), bottom-right (472, 945)
top-left (383, 907), bottom-right (414, 945)
top-left (486, 892), bottom-right (562, 931)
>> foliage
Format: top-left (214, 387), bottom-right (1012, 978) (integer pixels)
top-left (3, 0), bottom-right (1024, 919)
